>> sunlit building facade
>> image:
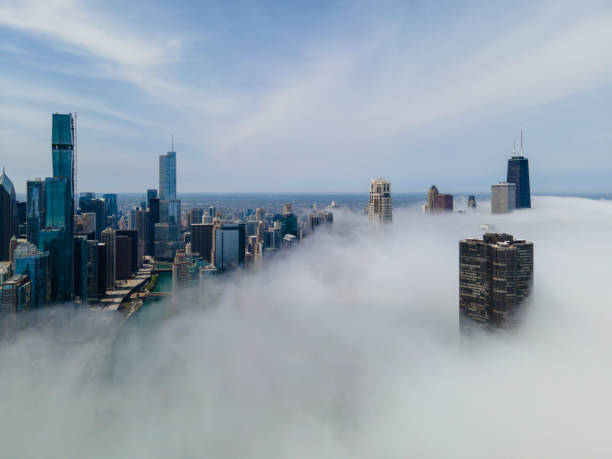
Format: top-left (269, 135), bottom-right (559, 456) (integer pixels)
top-left (369, 178), bottom-right (392, 224)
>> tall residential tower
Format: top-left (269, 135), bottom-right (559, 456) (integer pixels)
top-left (368, 178), bottom-right (392, 224)
top-left (459, 233), bottom-right (533, 332)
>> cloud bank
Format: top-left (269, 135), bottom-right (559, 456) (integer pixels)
top-left (1, 196), bottom-right (612, 458)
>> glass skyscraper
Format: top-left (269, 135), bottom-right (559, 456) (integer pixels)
top-left (159, 152), bottom-right (176, 200)
top-left (39, 228), bottom-right (62, 302)
top-left (79, 193), bottom-right (106, 239)
top-left (43, 113), bottom-right (76, 302)
top-left (159, 151), bottom-right (180, 241)
top-left (26, 179), bottom-right (45, 248)
top-left (103, 193), bottom-right (118, 218)
top-left (52, 113), bottom-right (75, 188)
top-left (507, 155), bottom-right (531, 209)
top-left (14, 241), bottom-right (49, 309)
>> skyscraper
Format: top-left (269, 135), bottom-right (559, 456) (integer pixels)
top-left (491, 182), bottom-right (516, 214)
top-left (86, 240), bottom-right (105, 302)
top-left (147, 197), bottom-right (160, 255)
top-left (45, 113), bottom-right (76, 302)
top-left (0, 274), bottom-right (31, 339)
top-left (14, 241), bottom-right (49, 309)
top-left (186, 208), bottom-right (203, 231)
top-left (115, 235), bottom-right (132, 280)
top-left (73, 236), bottom-right (88, 303)
top-left (506, 135), bottom-right (531, 209)
top-left (459, 233), bottom-right (533, 332)
top-left (191, 223), bottom-right (214, 263)
top-left (427, 185), bottom-right (438, 211)
top-left (214, 223), bottom-right (245, 271)
top-left (103, 193), bottom-right (118, 218)
top-left (117, 230), bottom-right (139, 273)
top-left (369, 178), bottom-right (392, 224)
top-left (101, 228), bottom-right (116, 290)
top-left (38, 228), bottom-right (62, 302)
top-left (147, 189), bottom-right (158, 208)
top-left (79, 193), bottom-right (106, 239)
top-left (159, 151), bottom-right (180, 241)
top-left (45, 177), bottom-right (73, 301)
top-left (159, 151), bottom-right (176, 200)
top-left (52, 114), bottom-right (75, 189)
top-left (424, 185), bottom-right (453, 212)
top-left (0, 169), bottom-right (17, 261)
top-left (26, 178), bottom-right (45, 247)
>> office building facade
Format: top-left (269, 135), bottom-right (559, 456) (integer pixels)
top-left (214, 223), bottom-right (245, 271)
top-left (191, 223), bottom-right (214, 263)
top-left (491, 182), bottom-right (516, 214)
top-left (101, 228), bottom-right (116, 290)
top-left (14, 242), bottom-right (49, 309)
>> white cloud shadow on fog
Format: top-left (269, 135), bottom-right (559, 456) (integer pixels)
top-left (1, 196), bottom-right (612, 457)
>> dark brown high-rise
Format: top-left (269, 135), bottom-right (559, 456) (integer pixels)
top-left (191, 223), bottom-right (214, 263)
top-left (459, 233), bottom-right (533, 332)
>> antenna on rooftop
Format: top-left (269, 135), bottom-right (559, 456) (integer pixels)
top-left (171, 135), bottom-right (174, 152)
top-left (520, 129), bottom-right (524, 156)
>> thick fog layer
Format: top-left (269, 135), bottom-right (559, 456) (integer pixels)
top-left (2, 196), bottom-right (612, 458)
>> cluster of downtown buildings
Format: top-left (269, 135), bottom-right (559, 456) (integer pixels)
top-left (368, 142), bottom-right (534, 332)
top-left (0, 113), bottom-right (533, 337)
top-left (0, 114), bottom-right (334, 337)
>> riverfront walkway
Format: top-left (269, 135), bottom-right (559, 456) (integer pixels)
top-left (91, 264), bottom-right (154, 312)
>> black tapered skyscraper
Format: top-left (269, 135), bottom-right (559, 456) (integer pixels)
top-left (506, 133), bottom-right (531, 208)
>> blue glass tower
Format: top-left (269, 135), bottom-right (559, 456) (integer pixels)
top-left (159, 151), bottom-right (180, 241)
top-left (52, 114), bottom-right (75, 186)
top-left (44, 113), bottom-right (75, 302)
top-left (103, 193), bottom-right (118, 218)
top-left (507, 156), bottom-right (531, 209)
top-left (159, 152), bottom-right (176, 200)
top-left (26, 179), bottom-right (45, 248)
top-left (14, 241), bottom-right (49, 309)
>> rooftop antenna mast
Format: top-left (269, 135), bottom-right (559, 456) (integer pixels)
top-left (520, 129), bottom-right (524, 156)
top-left (171, 135), bottom-right (174, 152)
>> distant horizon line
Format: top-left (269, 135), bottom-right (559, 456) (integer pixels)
top-left (12, 190), bottom-right (612, 197)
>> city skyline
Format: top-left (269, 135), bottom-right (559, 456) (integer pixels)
top-left (2, 3), bottom-right (612, 457)
top-left (2, 2), bottom-right (612, 193)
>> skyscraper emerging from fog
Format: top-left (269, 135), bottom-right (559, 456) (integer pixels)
top-left (459, 233), bottom-right (533, 332)
top-left (491, 182), bottom-right (516, 214)
top-left (368, 178), bottom-right (392, 224)
top-left (507, 152), bottom-right (531, 209)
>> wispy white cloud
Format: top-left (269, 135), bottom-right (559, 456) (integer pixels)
top-left (210, 3), bottom-right (612, 169)
top-left (0, 0), bottom-right (183, 94)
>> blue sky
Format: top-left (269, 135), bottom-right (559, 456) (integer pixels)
top-left (1, 0), bottom-right (611, 193)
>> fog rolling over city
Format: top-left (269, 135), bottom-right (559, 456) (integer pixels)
top-left (1, 196), bottom-right (612, 458)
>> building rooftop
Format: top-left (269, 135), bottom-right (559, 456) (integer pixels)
top-left (0, 167), bottom-right (15, 195)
